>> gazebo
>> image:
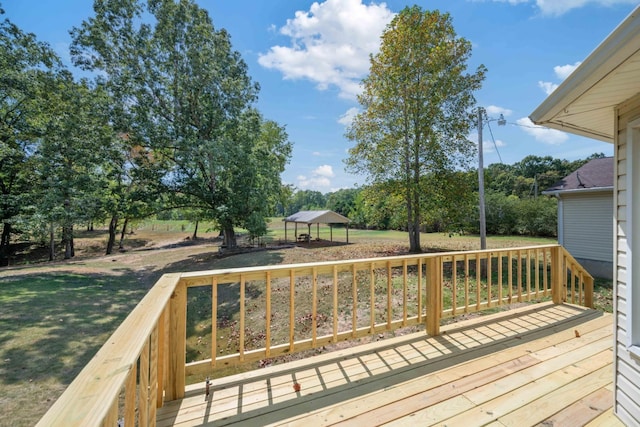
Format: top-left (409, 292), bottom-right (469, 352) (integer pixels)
top-left (284, 210), bottom-right (350, 243)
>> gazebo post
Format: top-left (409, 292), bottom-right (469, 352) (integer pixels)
top-left (316, 223), bottom-right (319, 240)
top-left (330, 224), bottom-right (333, 242)
top-left (346, 224), bottom-right (349, 243)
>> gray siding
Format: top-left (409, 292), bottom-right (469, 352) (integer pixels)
top-left (561, 192), bottom-right (613, 262)
top-left (615, 94), bottom-right (640, 426)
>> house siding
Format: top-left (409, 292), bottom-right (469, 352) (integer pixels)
top-left (615, 94), bottom-right (640, 426)
top-left (561, 192), bottom-right (613, 262)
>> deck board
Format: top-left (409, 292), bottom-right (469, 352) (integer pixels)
top-left (156, 302), bottom-right (619, 427)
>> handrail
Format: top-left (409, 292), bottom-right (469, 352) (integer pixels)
top-left (36, 244), bottom-right (594, 426)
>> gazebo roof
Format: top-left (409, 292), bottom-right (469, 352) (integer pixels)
top-left (284, 210), bottom-right (350, 224)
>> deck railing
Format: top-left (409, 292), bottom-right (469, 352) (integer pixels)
top-left (36, 244), bottom-right (593, 426)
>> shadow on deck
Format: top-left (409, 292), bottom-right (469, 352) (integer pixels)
top-left (157, 302), bottom-right (619, 427)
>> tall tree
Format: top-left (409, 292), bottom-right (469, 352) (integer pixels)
top-left (34, 74), bottom-right (112, 259)
top-left (0, 7), bottom-right (60, 265)
top-left (346, 7), bottom-right (485, 252)
top-left (72, 0), bottom-right (291, 249)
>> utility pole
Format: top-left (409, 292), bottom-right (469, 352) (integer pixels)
top-left (478, 108), bottom-right (487, 250)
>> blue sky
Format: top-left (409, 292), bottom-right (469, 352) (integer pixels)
top-left (4, 0), bottom-right (638, 192)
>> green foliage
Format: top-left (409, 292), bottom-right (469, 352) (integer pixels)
top-left (285, 190), bottom-right (327, 216)
top-left (0, 9), bottom-right (62, 263)
top-left (325, 188), bottom-right (360, 218)
top-left (346, 6), bottom-right (485, 252)
top-left (71, 0), bottom-right (292, 248)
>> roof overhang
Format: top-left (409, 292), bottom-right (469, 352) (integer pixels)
top-left (530, 6), bottom-right (640, 143)
top-left (542, 186), bottom-right (614, 197)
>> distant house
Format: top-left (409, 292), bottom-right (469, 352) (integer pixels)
top-left (543, 157), bottom-right (613, 279)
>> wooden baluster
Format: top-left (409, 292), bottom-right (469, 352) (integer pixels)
top-left (333, 266), bottom-right (338, 342)
top-left (370, 262), bottom-right (375, 333)
top-left (452, 256), bottom-right (457, 316)
top-left (464, 254), bottom-right (470, 313)
top-left (487, 252), bottom-right (492, 308)
top-left (102, 396), bottom-right (118, 427)
top-left (266, 272), bottom-right (271, 356)
top-left (498, 251), bottom-right (503, 305)
top-left (139, 338), bottom-right (150, 427)
top-left (417, 259), bottom-right (423, 323)
top-left (526, 249), bottom-right (532, 301)
top-left (535, 249), bottom-right (540, 298)
top-left (517, 250), bottom-right (523, 303)
top-left (240, 275), bottom-right (246, 361)
top-left (312, 268), bottom-right (317, 347)
top-left (402, 260), bottom-right (408, 326)
top-left (211, 277), bottom-right (217, 367)
top-left (124, 360), bottom-right (137, 426)
top-left (386, 261), bottom-right (392, 329)
top-left (476, 252), bottom-right (481, 310)
top-left (156, 307), bottom-right (167, 408)
top-left (289, 270), bottom-right (295, 353)
top-left (149, 326), bottom-right (158, 427)
top-left (508, 250), bottom-right (513, 303)
top-left (543, 248), bottom-right (549, 297)
top-left (352, 264), bottom-right (357, 337)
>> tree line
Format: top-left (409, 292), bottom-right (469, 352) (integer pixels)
top-left (0, 0), bottom-right (292, 265)
top-left (280, 153), bottom-right (606, 238)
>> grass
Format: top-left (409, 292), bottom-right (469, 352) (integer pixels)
top-left (0, 221), bottom-right (608, 426)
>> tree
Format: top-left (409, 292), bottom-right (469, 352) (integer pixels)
top-left (34, 74), bottom-right (113, 259)
top-left (346, 7), bottom-right (485, 252)
top-left (0, 8), bottom-right (60, 265)
top-left (72, 0), bottom-right (291, 249)
top-left (326, 188), bottom-right (360, 218)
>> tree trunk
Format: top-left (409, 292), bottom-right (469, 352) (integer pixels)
top-left (223, 227), bottom-right (236, 248)
top-left (63, 225), bottom-right (74, 259)
top-left (49, 223), bottom-right (55, 261)
top-left (192, 220), bottom-right (199, 240)
top-left (106, 214), bottom-right (118, 255)
top-left (118, 217), bottom-right (129, 250)
top-left (0, 221), bottom-right (11, 266)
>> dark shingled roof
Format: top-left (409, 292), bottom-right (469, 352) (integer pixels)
top-left (544, 157), bottom-right (614, 193)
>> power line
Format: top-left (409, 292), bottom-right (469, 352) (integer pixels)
top-left (486, 120), bottom-right (503, 163)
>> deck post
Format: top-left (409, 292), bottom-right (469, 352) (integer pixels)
top-left (551, 246), bottom-right (564, 305)
top-left (584, 275), bottom-right (594, 308)
top-left (166, 280), bottom-right (187, 400)
top-left (426, 256), bottom-right (441, 336)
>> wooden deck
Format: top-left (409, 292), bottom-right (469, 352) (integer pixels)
top-left (156, 302), bottom-right (621, 427)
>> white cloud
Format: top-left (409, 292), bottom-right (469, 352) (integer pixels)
top-left (554, 61), bottom-right (581, 79)
top-left (296, 164), bottom-right (336, 190)
top-left (338, 107), bottom-right (359, 126)
top-left (258, 0), bottom-right (394, 100)
top-left (535, 0), bottom-right (637, 16)
top-left (314, 164), bottom-right (335, 177)
top-left (516, 117), bottom-right (569, 144)
top-left (485, 105), bottom-right (513, 117)
top-left (538, 81), bottom-right (559, 95)
top-left (481, 0), bottom-right (638, 16)
top-left (538, 61), bottom-right (582, 95)
top-left (483, 139), bottom-right (506, 152)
